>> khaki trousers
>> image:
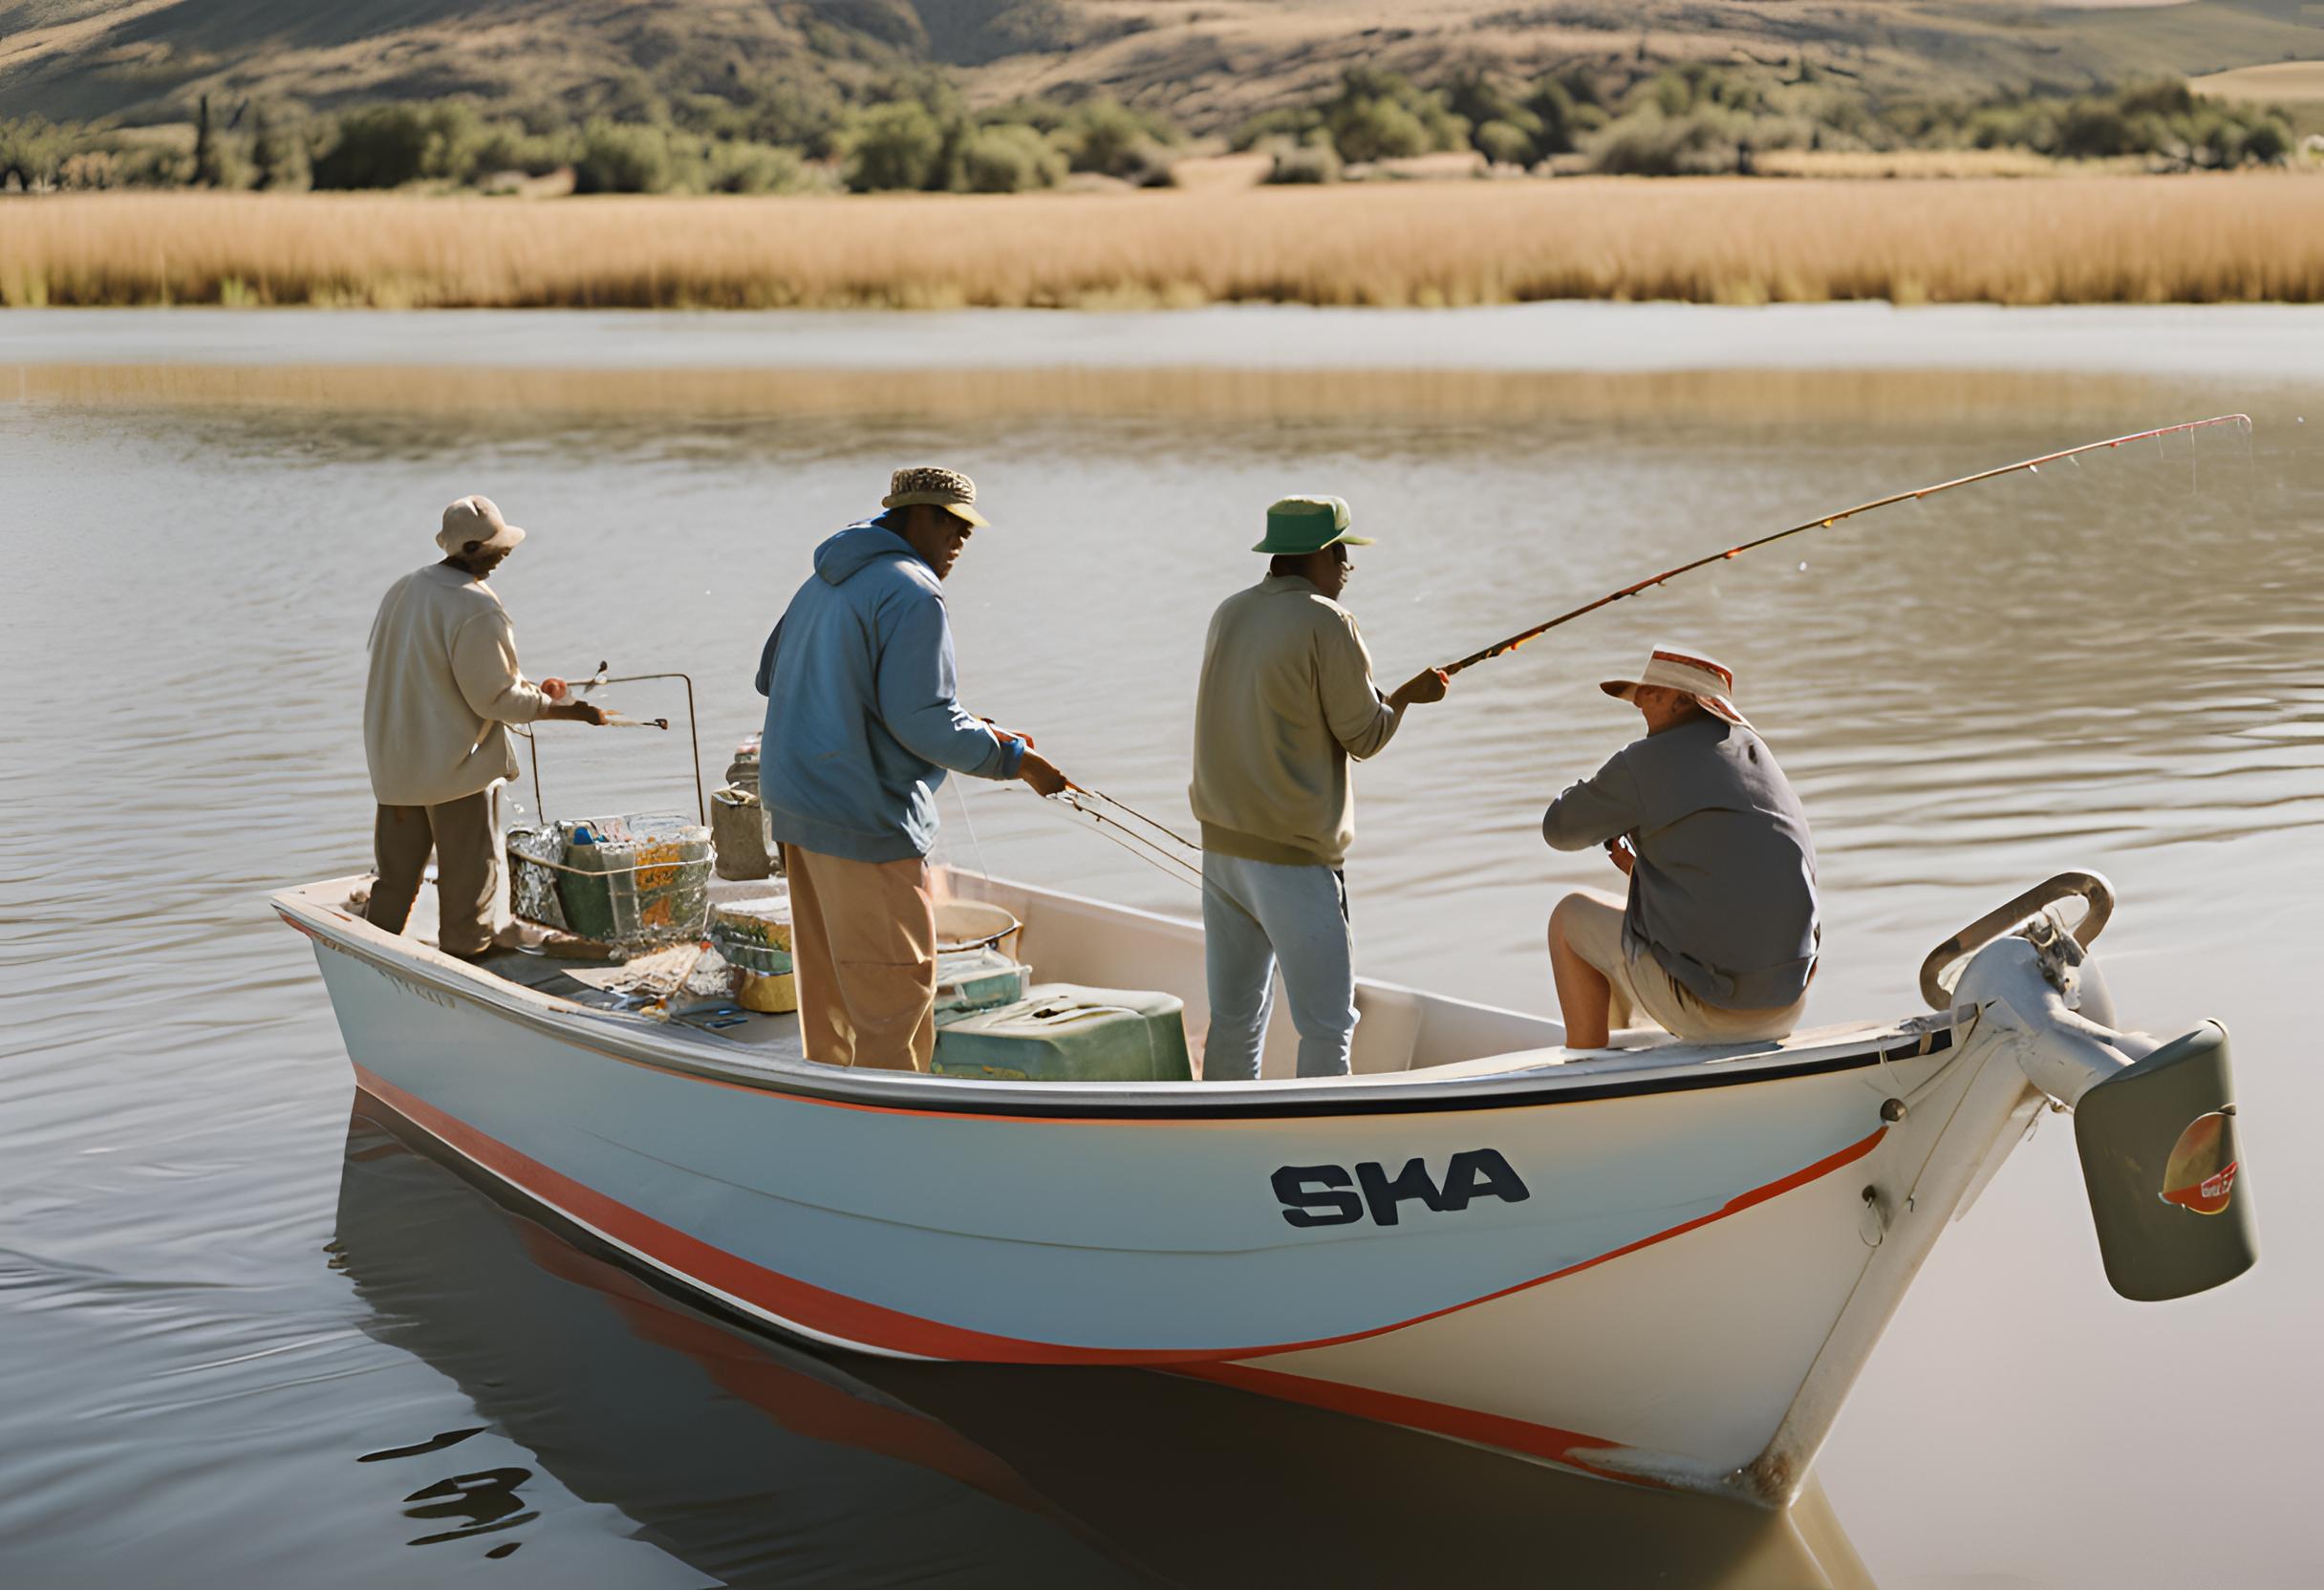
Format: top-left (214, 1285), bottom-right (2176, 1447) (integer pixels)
top-left (781, 844), bottom-right (937, 1072)
top-left (368, 789), bottom-right (498, 958)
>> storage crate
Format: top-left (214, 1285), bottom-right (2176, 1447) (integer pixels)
top-left (934, 947), bottom-right (1030, 1022)
top-left (506, 814), bottom-right (713, 949)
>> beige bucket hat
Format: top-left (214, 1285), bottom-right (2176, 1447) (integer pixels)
top-left (1601, 644), bottom-right (1752, 728)
top-left (437, 495), bottom-right (526, 556)
top-left (883, 466), bottom-right (989, 528)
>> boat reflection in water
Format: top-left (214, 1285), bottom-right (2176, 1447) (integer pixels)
top-left (335, 1099), bottom-right (1875, 1587)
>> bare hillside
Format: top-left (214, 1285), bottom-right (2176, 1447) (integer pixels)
top-left (2, 0), bottom-right (2317, 128)
top-left (965, 1), bottom-right (2324, 128)
top-left (0, 0), bottom-right (937, 122)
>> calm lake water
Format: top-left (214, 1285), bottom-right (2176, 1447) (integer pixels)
top-left (3, 305), bottom-right (2320, 1588)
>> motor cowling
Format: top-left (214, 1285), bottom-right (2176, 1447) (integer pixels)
top-left (1951, 916), bottom-right (2257, 1304)
top-left (2074, 1021), bottom-right (2256, 1302)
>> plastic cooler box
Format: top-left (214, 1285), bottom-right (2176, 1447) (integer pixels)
top-left (932, 984), bottom-right (1193, 1082)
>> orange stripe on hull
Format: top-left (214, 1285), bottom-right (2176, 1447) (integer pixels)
top-left (352, 1065), bottom-right (1881, 1370)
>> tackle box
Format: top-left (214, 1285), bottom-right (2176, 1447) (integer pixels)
top-left (934, 947), bottom-right (1031, 1022)
top-left (932, 983), bottom-right (1193, 1083)
top-left (708, 894), bottom-right (796, 1014)
top-left (724, 951), bottom-right (798, 1014)
top-left (710, 893), bottom-right (792, 953)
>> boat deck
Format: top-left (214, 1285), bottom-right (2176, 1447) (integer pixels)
top-left (283, 871), bottom-right (1951, 1093)
top-left (479, 945), bottom-right (812, 1064)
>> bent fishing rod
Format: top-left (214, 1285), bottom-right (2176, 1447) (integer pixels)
top-left (1440, 413), bottom-right (2252, 677)
top-left (979, 415), bottom-right (2257, 891)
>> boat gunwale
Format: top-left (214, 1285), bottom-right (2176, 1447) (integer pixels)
top-left (274, 879), bottom-right (1942, 1120)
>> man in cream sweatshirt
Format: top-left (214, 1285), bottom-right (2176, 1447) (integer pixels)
top-left (1188, 496), bottom-right (1449, 1080)
top-left (363, 496), bottom-right (602, 957)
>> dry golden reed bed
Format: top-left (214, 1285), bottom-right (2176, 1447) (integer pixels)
top-left (5, 178), bottom-right (2323, 309)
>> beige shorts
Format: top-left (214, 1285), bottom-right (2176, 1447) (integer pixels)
top-left (1561, 888), bottom-right (1805, 1044)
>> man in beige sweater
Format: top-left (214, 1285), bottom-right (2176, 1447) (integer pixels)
top-left (1189, 495), bottom-right (1448, 1079)
top-left (363, 496), bottom-right (603, 957)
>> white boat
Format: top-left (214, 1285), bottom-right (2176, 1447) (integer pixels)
top-left (275, 864), bottom-right (2254, 1505)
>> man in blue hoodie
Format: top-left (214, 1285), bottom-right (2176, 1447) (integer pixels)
top-left (755, 466), bottom-right (1069, 1071)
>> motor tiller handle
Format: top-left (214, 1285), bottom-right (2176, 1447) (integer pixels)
top-left (1919, 870), bottom-right (2115, 1010)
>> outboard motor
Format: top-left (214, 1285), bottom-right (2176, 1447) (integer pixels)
top-left (1926, 872), bottom-right (2256, 1302)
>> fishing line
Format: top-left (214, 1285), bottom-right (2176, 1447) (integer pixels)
top-left (1441, 414), bottom-right (2254, 677)
top-left (1079, 787), bottom-right (1202, 855)
top-left (1063, 809), bottom-right (1204, 892)
top-left (1062, 798), bottom-right (1205, 889)
top-left (950, 775), bottom-right (994, 883)
top-left (1025, 787), bottom-right (1205, 892)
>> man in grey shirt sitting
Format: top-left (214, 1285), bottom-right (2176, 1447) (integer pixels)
top-left (1541, 645), bottom-right (1819, 1048)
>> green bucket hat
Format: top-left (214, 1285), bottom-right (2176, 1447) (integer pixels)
top-left (1253, 494), bottom-right (1376, 555)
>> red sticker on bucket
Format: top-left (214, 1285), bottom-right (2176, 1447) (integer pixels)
top-left (2159, 1112), bottom-right (2238, 1216)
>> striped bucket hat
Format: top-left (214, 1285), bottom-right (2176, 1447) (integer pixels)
top-left (1600, 645), bottom-right (1751, 729)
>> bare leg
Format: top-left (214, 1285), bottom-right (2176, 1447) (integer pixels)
top-left (1548, 895), bottom-right (1613, 1048)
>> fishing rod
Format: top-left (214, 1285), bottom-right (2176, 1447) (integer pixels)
top-left (1016, 785), bottom-right (1206, 891)
top-left (979, 711), bottom-right (1206, 880)
top-left (1050, 789), bottom-right (1205, 889)
top-left (1441, 414), bottom-right (2253, 677)
top-left (1075, 786), bottom-right (1201, 856)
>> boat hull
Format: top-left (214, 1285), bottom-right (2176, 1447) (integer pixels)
top-left (295, 908), bottom-right (2016, 1496)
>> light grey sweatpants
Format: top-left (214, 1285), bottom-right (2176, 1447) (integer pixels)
top-left (1200, 851), bottom-right (1356, 1081)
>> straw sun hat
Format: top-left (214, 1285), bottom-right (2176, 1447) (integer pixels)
top-left (437, 495), bottom-right (526, 556)
top-left (1600, 645), bottom-right (1752, 729)
top-left (883, 465), bottom-right (989, 527)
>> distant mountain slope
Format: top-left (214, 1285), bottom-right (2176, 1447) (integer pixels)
top-left (0, 0), bottom-right (946, 122)
top-left (3, 0), bottom-right (2317, 127)
top-left (968, 0), bottom-right (2324, 127)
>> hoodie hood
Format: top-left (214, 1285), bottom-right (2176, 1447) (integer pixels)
top-left (814, 520), bottom-right (919, 588)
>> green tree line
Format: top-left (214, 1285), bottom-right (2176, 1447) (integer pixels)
top-left (0, 63), bottom-right (2303, 196)
top-left (0, 77), bottom-right (1179, 195)
top-left (1230, 64), bottom-right (2301, 180)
